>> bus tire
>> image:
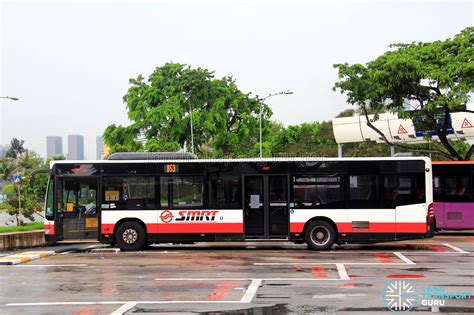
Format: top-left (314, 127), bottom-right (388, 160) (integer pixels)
top-left (305, 221), bottom-right (336, 251)
top-left (116, 221), bottom-right (146, 251)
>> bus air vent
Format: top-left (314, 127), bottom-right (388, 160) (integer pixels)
top-left (352, 221), bottom-right (370, 230)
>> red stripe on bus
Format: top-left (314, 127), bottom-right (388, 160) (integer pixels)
top-left (290, 222), bottom-right (426, 233)
top-left (101, 223), bottom-right (243, 234)
top-left (152, 223), bottom-right (243, 234)
top-left (44, 224), bottom-right (55, 235)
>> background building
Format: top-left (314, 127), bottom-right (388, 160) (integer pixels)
top-left (46, 136), bottom-right (63, 158)
top-left (0, 145), bottom-right (8, 158)
top-left (67, 135), bottom-right (84, 160)
top-left (96, 136), bottom-right (104, 160)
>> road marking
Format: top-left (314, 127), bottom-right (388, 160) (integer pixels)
top-left (5, 301), bottom-right (247, 306)
top-left (442, 243), bottom-right (469, 254)
top-left (0, 251), bottom-right (54, 265)
top-left (336, 264), bottom-right (350, 280)
top-left (240, 279), bottom-right (262, 303)
top-left (0, 264), bottom-right (88, 267)
top-left (393, 252), bottom-right (416, 265)
top-left (110, 302), bottom-right (137, 315)
top-left (154, 277), bottom-right (344, 281)
top-left (254, 262), bottom-right (410, 265)
top-left (312, 293), bottom-right (366, 299)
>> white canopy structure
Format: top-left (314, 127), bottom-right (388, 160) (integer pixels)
top-left (333, 104), bottom-right (474, 145)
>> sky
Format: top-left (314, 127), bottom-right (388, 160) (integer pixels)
top-left (0, 0), bottom-right (472, 158)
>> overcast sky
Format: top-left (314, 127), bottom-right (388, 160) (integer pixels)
top-left (0, 0), bottom-right (472, 158)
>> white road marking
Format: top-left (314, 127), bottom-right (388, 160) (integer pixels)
top-left (240, 279), bottom-right (262, 303)
top-left (312, 293), bottom-right (366, 299)
top-left (442, 243), bottom-right (469, 254)
top-left (110, 302), bottom-right (137, 315)
top-left (154, 277), bottom-right (344, 281)
top-left (336, 264), bottom-right (350, 280)
top-left (254, 262), bottom-right (410, 265)
top-left (0, 264), bottom-right (88, 267)
top-left (393, 252), bottom-right (416, 265)
top-left (6, 300), bottom-right (246, 306)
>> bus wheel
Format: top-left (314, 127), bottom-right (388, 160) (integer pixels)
top-left (116, 221), bottom-right (146, 251)
top-left (305, 221), bottom-right (336, 251)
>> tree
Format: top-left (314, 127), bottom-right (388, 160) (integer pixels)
top-left (103, 62), bottom-right (272, 158)
top-left (334, 27), bottom-right (474, 160)
top-left (270, 121), bottom-right (338, 157)
top-left (0, 139), bottom-right (46, 226)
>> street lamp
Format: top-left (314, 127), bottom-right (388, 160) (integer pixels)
top-left (259, 90), bottom-right (293, 158)
top-left (0, 96), bottom-right (19, 101)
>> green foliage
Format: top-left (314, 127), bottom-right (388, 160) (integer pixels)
top-left (334, 27), bottom-right (474, 160)
top-left (103, 62), bottom-right (271, 158)
top-left (271, 121), bottom-right (338, 157)
top-left (0, 139), bottom-right (48, 225)
top-left (0, 222), bottom-right (44, 233)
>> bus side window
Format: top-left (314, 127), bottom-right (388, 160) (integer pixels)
top-left (349, 175), bottom-right (379, 209)
top-left (208, 176), bottom-right (241, 209)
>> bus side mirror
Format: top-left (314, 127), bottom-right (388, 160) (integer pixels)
top-left (30, 169), bottom-right (51, 188)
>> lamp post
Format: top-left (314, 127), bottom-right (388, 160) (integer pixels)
top-left (259, 90), bottom-right (293, 158)
top-left (0, 96), bottom-right (19, 101)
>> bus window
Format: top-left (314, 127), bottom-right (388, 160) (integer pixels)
top-left (161, 176), bottom-right (204, 208)
top-left (208, 176), bottom-right (241, 209)
top-left (349, 175), bottom-right (379, 208)
top-left (383, 174), bottom-right (425, 207)
top-left (444, 175), bottom-right (471, 202)
top-left (292, 175), bottom-right (345, 208)
top-left (45, 178), bottom-right (54, 220)
top-left (103, 176), bottom-right (155, 209)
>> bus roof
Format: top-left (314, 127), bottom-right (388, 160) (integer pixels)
top-left (50, 156), bottom-right (431, 167)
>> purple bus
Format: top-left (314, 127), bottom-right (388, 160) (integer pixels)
top-left (432, 161), bottom-right (474, 231)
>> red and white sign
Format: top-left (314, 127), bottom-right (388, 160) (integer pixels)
top-left (397, 124), bottom-right (408, 134)
top-left (461, 118), bottom-right (473, 128)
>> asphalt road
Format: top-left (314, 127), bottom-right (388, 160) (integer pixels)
top-left (0, 233), bottom-right (473, 314)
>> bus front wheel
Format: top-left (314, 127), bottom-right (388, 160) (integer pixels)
top-left (116, 221), bottom-right (146, 251)
top-left (305, 221), bottom-right (336, 251)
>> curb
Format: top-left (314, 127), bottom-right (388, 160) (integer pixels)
top-left (0, 251), bottom-right (55, 265)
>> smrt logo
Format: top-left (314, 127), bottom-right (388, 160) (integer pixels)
top-left (160, 210), bottom-right (174, 223)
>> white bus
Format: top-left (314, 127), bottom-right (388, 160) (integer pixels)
top-left (34, 154), bottom-right (433, 251)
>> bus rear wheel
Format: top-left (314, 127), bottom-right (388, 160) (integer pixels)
top-left (305, 221), bottom-right (336, 251)
top-left (116, 221), bottom-right (146, 251)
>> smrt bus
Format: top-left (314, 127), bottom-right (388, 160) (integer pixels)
top-left (432, 161), bottom-right (474, 231)
top-left (32, 154), bottom-right (434, 251)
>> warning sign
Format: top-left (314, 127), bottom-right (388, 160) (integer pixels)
top-left (397, 124), bottom-right (408, 134)
top-left (461, 118), bottom-right (473, 128)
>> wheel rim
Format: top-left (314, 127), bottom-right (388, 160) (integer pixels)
top-left (310, 226), bottom-right (330, 246)
top-left (122, 228), bottom-right (138, 244)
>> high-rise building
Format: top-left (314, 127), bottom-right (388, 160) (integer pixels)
top-left (46, 136), bottom-right (63, 158)
top-left (96, 136), bottom-right (104, 160)
top-left (67, 135), bottom-right (84, 160)
top-left (0, 145), bottom-right (7, 158)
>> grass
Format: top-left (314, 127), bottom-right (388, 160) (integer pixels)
top-left (0, 222), bottom-right (44, 233)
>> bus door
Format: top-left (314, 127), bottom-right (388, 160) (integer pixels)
top-left (244, 176), bottom-right (289, 238)
top-left (56, 177), bottom-right (99, 240)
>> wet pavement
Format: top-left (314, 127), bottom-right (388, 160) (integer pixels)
top-left (0, 232), bottom-right (473, 314)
